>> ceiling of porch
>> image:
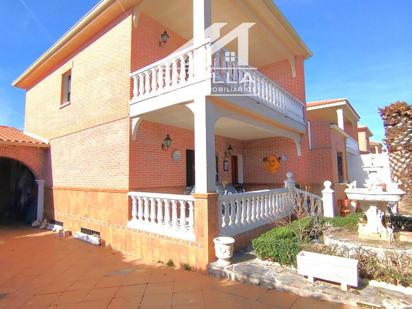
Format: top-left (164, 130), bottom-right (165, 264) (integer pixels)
top-left (140, 0), bottom-right (311, 68)
top-left (140, 105), bottom-right (284, 141)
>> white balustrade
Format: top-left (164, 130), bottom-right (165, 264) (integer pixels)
top-left (218, 187), bottom-right (323, 237)
top-left (211, 49), bottom-right (305, 124)
top-left (130, 42), bottom-right (210, 103)
top-left (127, 192), bottom-right (195, 241)
top-left (130, 42), bottom-right (305, 125)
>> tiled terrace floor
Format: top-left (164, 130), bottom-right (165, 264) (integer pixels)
top-left (0, 226), bottom-right (356, 308)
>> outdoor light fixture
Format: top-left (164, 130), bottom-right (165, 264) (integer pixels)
top-left (227, 144), bottom-right (233, 155)
top-left (279, 155), bottom-right (288, 161)
top-left (223, 153), bottom-right (229, 171)
top-left (159, 30), bottom-right (169, 47)
top-left (162, 134), bottom-right (172, 150)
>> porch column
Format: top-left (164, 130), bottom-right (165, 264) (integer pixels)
top-left (193, 0), bottom-right (211, 45)
top-left (33, 179), bottom-right (45, 226)
top-left (336, 108), bottom-right (344, 130)
top-left (193, 95), bottom-right (216, 193)
top-left (193, 0), bottom-right (211, 80)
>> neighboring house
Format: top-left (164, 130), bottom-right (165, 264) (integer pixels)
top-left (6, 0), bottom-right (333, 269)
top-left (305, 98), bottom-right (361, 203)
top-left (370, 141), bottom-right (384, 154)
top-left (357, 125), bottom-right (374, 154)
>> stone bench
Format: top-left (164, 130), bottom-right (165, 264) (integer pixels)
top-left (297, 251), bottom-right (359, 291)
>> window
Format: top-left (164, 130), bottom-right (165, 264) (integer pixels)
top-left (337, 152), bottom-right (344, 183)
top-left (61, 70), bottom-right (71, 105)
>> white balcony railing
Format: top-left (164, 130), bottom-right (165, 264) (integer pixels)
top-left (127, 192), bottom-right (195, 241)
top-left (130, 42), bottom-right (211, 103)
top-left (346, 136), bottom-right (360, 155)
top-left (130, 42), bottom-right (305, 124)
top-left (212, 49), bottom-right (305, 124)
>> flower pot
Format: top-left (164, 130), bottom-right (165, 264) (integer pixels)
top-left (213, 237), bottom-right (235, 266)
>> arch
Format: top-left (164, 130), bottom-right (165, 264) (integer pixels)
top-left (0, 157), bottom-right (38, 224)
top-left (0, 145), bottom-right (44, 180)
top-left (0, 155), bottom-right (39, 180)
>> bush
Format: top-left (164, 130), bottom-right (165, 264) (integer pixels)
top-left (252, 218), bottom-right (311, 266)
top-left (252, 214), bottom-right (362, 267)
top-left (322, 213), bottom-right (362, 230)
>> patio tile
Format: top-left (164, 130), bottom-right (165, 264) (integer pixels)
top-left (140, 292), bottom-right (172, 308)
top-left (172, 291), bottom-right (204, 306)
top-left (115, 284), bottom-right (146, 297)
top-left (83, 286), bottom-right (118, 302)
top-left (108, 296), bottom-right (143, 308)
top-left (53, 290), bottom-right (90, 305)
top-left (257, 289), bottom-right (298, 308)
top-left (24, 292), bottom-right (61, 307)
top-left (66, 279), bottom-right (98, 291)
top-left (145, 281), bottom-right (174, 295)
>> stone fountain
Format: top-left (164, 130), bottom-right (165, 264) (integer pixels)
top-left (344, 159), bottom-right (405, 241)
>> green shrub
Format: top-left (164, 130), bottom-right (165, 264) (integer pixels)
top-left (166, 259), bottom-right (174, 267)
top-left (181, 263), bottom-right (192, 271)
top-left (322, 213), bottom-right (362, 230)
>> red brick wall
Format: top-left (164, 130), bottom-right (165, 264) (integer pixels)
top-left (131, 13), bottom-right (187, 73)
top-left (46, 118), bottom-right (129, 190)
top-left (130, 120), bottom-right (245, 192)
top-left (0, 145), bottom-right (46, 179)
top-left (25, 11), bottom-right (132, 140)
top-left (259, 56), bottom-right (306, 102)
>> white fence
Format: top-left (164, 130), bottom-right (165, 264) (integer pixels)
top-left (127, 174), bottom-right (331, 241)
top-left (127, 192), bottom-right (195, 241)
top-left (218, 187), bottom-right (323, 237)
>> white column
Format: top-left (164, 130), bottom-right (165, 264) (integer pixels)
top-left (193, 0), bottom-right (211, 80)
top-left (336, 108), bottom-right (344, 131)
top-left (33, 179), bottom-right (45, 226)
top-left (322, 180), bottom-right (335, 217)
top-left (193, 0), bottom-right (211, 45)
top-left (194, 95), bottom-right (216, 193)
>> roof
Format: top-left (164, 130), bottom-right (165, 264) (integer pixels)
top-left (13, 0), bottom-right (312, 89)
top-left (357, 125), bottom-right (374, 136)
top-left (0, 126), bottom-right (49, 148)
top-left (306, 98), bottom-right (361, 120)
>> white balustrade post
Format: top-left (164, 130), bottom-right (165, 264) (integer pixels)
top-left (284, 171), bottom-right (296, 188)
top-left (137, 196), bottom-right (143, 221)
top-left (322, 180), bottom-right (335, 217)
top-left (179, 200), bottom-right (186, 230)
top-left (132, 76), bottom-right (138, 99)
top-left (171, 200), bottom-right (178, 229)
top-left (131, 196), bottom-right (138, 222)
top-left (188, 200), bottom-right (194, 232)
top-left (156, 198), bottom-right (163, 224)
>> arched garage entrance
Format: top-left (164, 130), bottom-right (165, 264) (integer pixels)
top-left (0, 158), bottom-right (38, 224)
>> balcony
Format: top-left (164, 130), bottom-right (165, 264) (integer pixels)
top-left (346, 136), bottom-right (360, 155)
top-left (129, 41), bottom-right (305, 127)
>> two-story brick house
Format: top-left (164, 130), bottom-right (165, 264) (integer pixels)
top-left (9, 0), bottom-right (331, 269)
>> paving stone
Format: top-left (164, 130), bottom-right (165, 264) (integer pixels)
top-left (208, 249), bottom-right (412, 308)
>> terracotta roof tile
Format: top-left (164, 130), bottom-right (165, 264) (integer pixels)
top-left (306, 98), bottom-right (348, 107)
top-left (0, 126), bottom-right (47, 146)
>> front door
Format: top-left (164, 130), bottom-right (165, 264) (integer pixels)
top-left (186, 149), bottom-right (195, 187)
top-left (231, 155), bottom-right (238, 184)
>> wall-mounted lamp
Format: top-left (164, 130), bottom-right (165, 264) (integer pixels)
top-left (162, 134), bottom-right (172, 151)
top-left (226, 144), bottom-right (233, 155)
top-left (279, 155), bottom-right (288, 161)
top-left (223, 152), bottom-right (229, 171)
top-left (159, 30), bottom-right (169, 47)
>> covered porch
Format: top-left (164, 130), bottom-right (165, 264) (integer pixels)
top-left (128, 100), bottom-right (327, 243)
